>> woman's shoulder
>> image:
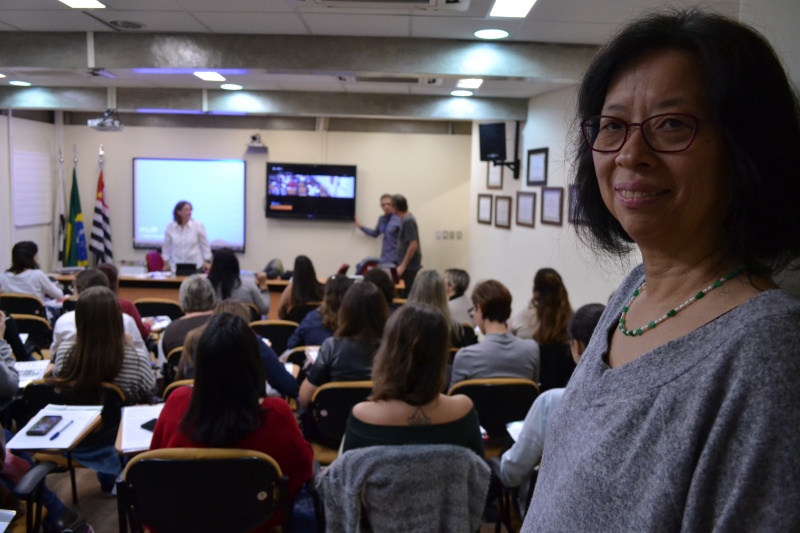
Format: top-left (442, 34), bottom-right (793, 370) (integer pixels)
top-left (353, 395), bottom-right (474, 426)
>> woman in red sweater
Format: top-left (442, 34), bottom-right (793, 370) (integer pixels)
top-left (150, 312), bottom-right (313, 530)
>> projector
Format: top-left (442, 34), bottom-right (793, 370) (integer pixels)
top-left (88, 110), bottom-right (125, 132)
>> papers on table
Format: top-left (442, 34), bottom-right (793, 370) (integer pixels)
top-left (506, 421), bottom-right (524, 442)
top-left (148, 315), bottom-right (172, 332)
top-left (19, 333), bottom-right (28, 344)
top-left (15, 360), bottom-right (50, 389)
top-left (117, 404), bottom-right (164, 454)
top-left (305, 346), bottom-right (319, 364)
top-left (7, 404), bottom-right (102, 451)
top-left (0, 509), bottom-right (16, 532)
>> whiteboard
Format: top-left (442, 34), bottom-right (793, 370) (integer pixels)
top-left (13, 151), bottom-right (53, 227)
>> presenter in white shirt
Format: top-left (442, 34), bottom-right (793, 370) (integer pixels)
top-left (162, 201), bottom-right (212, 272)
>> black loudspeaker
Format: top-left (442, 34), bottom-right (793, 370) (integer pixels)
top-left (479, 122), bottom-right (507, 162)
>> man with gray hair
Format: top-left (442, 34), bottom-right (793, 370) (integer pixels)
top-left (158, 275), bottom-right (215, 362)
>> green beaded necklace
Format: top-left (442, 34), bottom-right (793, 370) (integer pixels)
top-left (618, 265), bottom-right (747, 337)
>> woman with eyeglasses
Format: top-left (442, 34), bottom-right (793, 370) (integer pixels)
top-left (525, 9), bottom-right (800, 532)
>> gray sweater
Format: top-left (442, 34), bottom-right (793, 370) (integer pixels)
top-left (525, 265), bottom-right (800, 532)
top-left (451, 332), bottom-right (539, 385)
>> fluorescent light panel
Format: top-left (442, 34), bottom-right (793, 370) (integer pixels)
top-left (451, 90), bottom-right (473, 97)
top-left (194, 71), bottom-right (226, 82)
top-left (490, 0), bottom-right (537, 18)
top-left (457, 78), bottom-right (483, 89)
top-left (9, 81), bottom-right (31, 86)
top-left (220, 84), bottom-right (243, 91)
top-left (0, 74), bottom-right (6, 79)
top-left (474, 29), bottom-right (509, 40)
top-left (59, 0), bottom-right (106, 8)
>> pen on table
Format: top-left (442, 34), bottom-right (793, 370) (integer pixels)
top-left (50, 419), bottom-right (74, 441)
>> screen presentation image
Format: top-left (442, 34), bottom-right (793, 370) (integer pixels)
top-left (133, 158), bottom-right (246, 251)
top-left (266, 163), bottom-right (357, 220)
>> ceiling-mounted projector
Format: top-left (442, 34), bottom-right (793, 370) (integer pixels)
top-left (88, 109), bottom-right (124, 132)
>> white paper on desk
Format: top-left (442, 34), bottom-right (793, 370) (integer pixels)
top-left (19, 333), bottom-right (28, 344)
top-left (148, 316), bottom-right (172, 332)
top-left (119, 404), bottom-right (165, 453)
top-left (506, 420), bottom-right (524, 442)
top-left (305, 347), bottom-right (319, 364)
top-left (15, 360), bottom-right (50, 389)
top-left (7, 404), bottom-right (102, 451)
top-left (0, 509), bottom-right (16, 532)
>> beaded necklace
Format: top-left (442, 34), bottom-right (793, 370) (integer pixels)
top-left (618, 265), bottom-right (747, 337)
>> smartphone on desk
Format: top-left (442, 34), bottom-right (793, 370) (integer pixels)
top-left (26, 415), bottom-right (63, 436)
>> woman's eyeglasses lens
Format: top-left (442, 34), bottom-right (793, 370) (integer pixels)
top-left (582, 114), bottom-right (698, 153)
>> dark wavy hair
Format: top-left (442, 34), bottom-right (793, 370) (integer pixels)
top-left (180, 313), bottom-right (266, 447)
top-left (532, 268), bottom-right (573, 345)
top-left (335, 282), bottom-right (388, 349)
top-left (172, 201), bottom-right (191, 225)
top-left (573, 8), bottom-right (800, 274)
top-left (567, 303), bottom-right (606, 347)
top-left (363, 268), bottom-right (396, 308)
top-left (207, 248), bottom-right (242, 300)
top-left (291, 255), bottom-right (324, 304)
top-left (319, 275), bottom-right (354, 331)
top-left (8, 241), bottom-right (38, 273)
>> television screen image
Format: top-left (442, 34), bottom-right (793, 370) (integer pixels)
top-left (266, 163), bottom-right (356, 220)
top-left (133, 158), bottom-right (246, 252)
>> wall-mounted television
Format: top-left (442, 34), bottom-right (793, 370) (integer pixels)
top-left (133, 158), bottom-right (246, 252)
top-left (266, 163), bottom-right (356, 221)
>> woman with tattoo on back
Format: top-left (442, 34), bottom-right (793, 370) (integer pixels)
top-left (341, 302), bottom-right (484, 456)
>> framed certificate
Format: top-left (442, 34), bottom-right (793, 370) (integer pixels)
top-left (495, 196), bottom-right (512, 229)
top-left (527, 148), bottom-right (548, 186)
top-left (487, 163), bottom-right (503, 190)
top-left (516, 192), bottom-right (536, 228)
top-left (541, 187), bottom-right (564, 226)
top-left (477, 194), bottom-right (493, 224)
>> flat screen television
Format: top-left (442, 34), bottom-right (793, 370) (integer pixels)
top-left (133, 158), bottom-right (246, 252)
top-left (266, 163), bottom-right (356, 220)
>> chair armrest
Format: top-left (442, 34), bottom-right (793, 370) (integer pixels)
top-left (13, 461), bottom-right (58, 498)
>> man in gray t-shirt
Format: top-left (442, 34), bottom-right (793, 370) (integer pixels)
top-left (393, 194), bottom-right (422, 296)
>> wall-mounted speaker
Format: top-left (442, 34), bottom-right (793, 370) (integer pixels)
top-left (478, 122), bottom-right (507, 162)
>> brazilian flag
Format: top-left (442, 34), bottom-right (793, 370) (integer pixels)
top-left (63, 168), bottom-right (89, 267)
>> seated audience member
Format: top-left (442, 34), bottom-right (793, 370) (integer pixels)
top-left (510, 268), bottom-right (573, 343)
top-left (0, 313), bottom-right (20, 398)
top-left (299, 282), bottom-right (388, 408)
top-left (408, 269), bottom-right (476, 349)
top-left (0, 425), bottom-right (88, 532)
top-left (451, 280), bottom-right (540, 385)
top-left (51, 268), bottom-right (148, 360)
top-left (0, 241), bottom-right (64, 302)
top-left (158, 275), bottom-right (215, 362)
top-left (445, 268), bottom-right (472, 324)
top-left (52, 286), bottom-right (155, 492)
top-left (286, 275), bottom-right (353, 350)
top-left (97, 262), bottom-right (151, 342)
top-left (1, 311), bottom-right (30, 361)
top-left (499, 303), bottom-right (605, 516)
top-left (151, 313), bottom-right (313, 531)
top-left (177, 300), bottom-right (298, 398)
top-left (277, 255), bottom-right (324, 320)
top-left (207, 247), bottom-right (270, 317)
top-left (342, 303), bottom-right (483, 456)
top-left (363, 268), bottom-right (398, 312)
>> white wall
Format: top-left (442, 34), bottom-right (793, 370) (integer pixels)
top-left (55, 125), bottom-right (471, 277)
top-left (468, 87), bottom-right (635, 316)
top-left (0, 115), bottom-right (57, 271)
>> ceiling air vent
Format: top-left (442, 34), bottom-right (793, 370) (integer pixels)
top-left (308, 0), bottom-right (470, 11)
top-left (339, 76), bottom-right (444, 85)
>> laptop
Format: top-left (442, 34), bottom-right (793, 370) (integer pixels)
top-left (175, 263), bottom-right (199, 276)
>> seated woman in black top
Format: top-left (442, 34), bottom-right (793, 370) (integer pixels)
top-left (342, 303), bottom-right (483, 457)
top-left (286, 275), bottom-right (353, 350)
top-left (299, 282), bottom-right (388, 408)
top-left (277, 255), bottom-right (324, 320)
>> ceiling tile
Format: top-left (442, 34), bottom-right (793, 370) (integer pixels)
top-left (174, 0), bottom-right (296, 13)
top-left (301, 13), bottom-right (410, 37)
top-left (0, 10), bottom-right (110, 31)
top-left (92, 10), bottom-right (209, 32)
top-left (411, 16), bottom-right (523, 40)
top-left (192, 12), bottom-right (309, 34)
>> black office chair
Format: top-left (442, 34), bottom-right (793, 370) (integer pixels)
top-left (538, 343), bottom-right (576, 392)
top-left (250, 320), bottom-right (298, 356)
top-left (118, 448), bottom-right (290, 533)
top-left (133, 298), bottom-right (184, 321)
top-left (11, 314), bottom-right (53, 349)
top-left (0, 293), bottom-right (47, 318)
top-left (306, 381), bottom-right (372, 464)
top-left (285, 301), bottom-right (322, 324)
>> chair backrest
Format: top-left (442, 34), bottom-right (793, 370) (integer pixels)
top-left (458, 323), bottom-right (478, 347)
top-left (309, 381), bottom-right (373, 449)
top-left (133, 298), bottom-right (184, 321)
top-left (162, 379), bottom-right (194, 402)
top-left (62, 296), bottom-right (77, 312)
top-left (21, 381), bottom-right (126, 447)
top-left (119, 448), bottom-right (287, 533)
top-left (11, 314), bottom-right (53, 347)
top-left (145, 251), bottom-right (164, 273)
top-left (250, 320), bottom-right (298, 356)
top-left (0, 293), bottom-right (46, 318)
top-left (243, 302), bottom-right (261, 322)
top-left (285, 301), bottom-right (322, 324)
top-left (538, 343), bottom-right (576, 392)
top-left (163, 346), bottom-right (184, 386)
top-left (317, 444), bottom-right (490, 533)
top-left (447, 378), bottom-right (539, 445)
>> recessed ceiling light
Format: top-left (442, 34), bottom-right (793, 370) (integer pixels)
top-left (0, 74), bottom-right (6, 79)
top-left (490, 0), bottom-right (537, 18)
top-left (451, 90), bottom-right (473, 97)
top-left (194, 71), bottom-right (226, 82)
top-left (58, 0), bottom-right (106, 8)
top-left (474, 29), bottom-right (509, 40)
top-left (457, 78), bottom-right (483, 89)
top-left (9, 81), bottom-right (31, 87)
top-left (220, 84), bottom-right (243, 91)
